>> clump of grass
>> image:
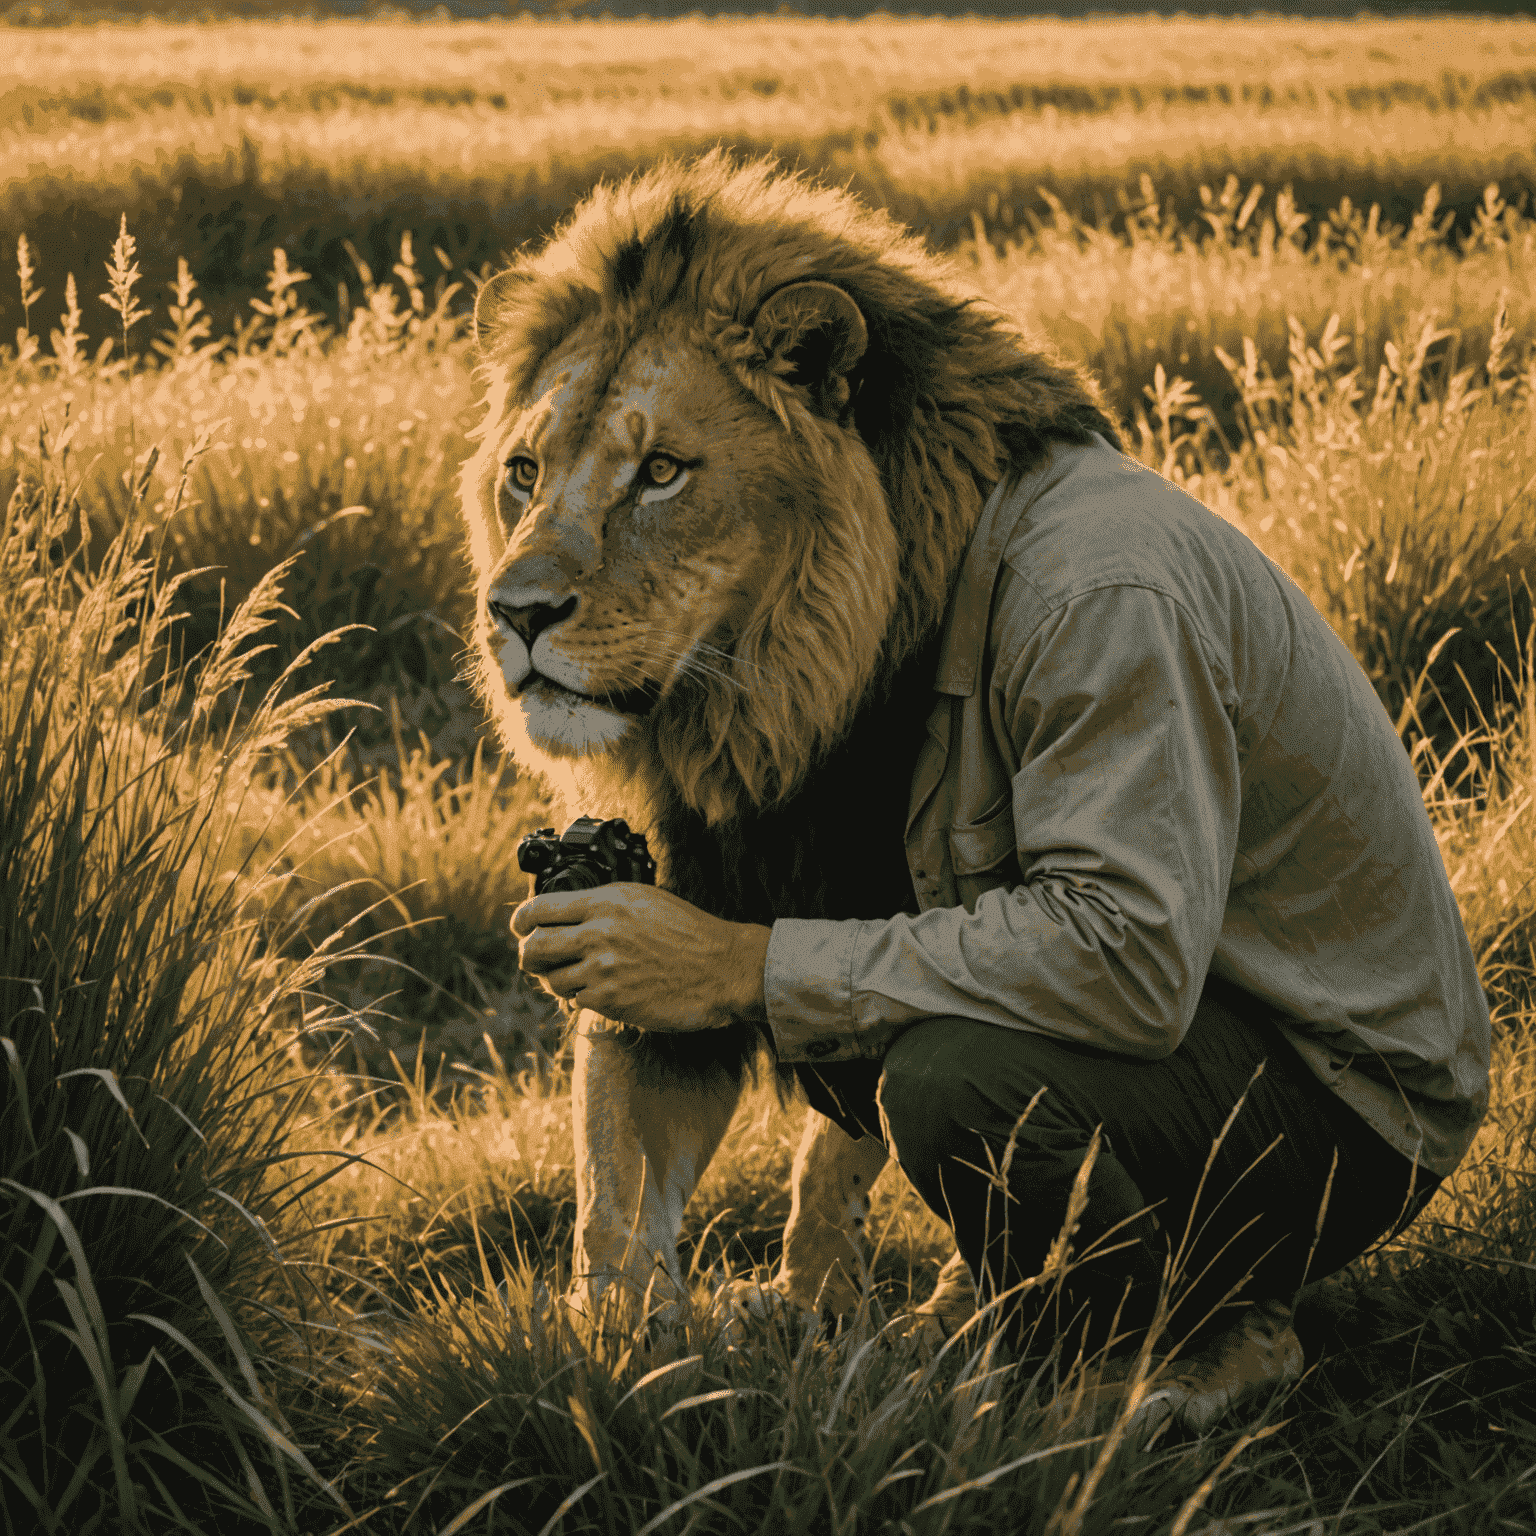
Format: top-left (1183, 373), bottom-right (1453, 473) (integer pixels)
top-left (1228, 301), bottom-right (1536, 746)
top-left (0, 419), bottom-right (370, 1530)
top-left (339, 1283), bottom-right (1205, 1534)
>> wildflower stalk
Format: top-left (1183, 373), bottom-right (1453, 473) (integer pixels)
top-left (50, 272), bottom-right (86, 380)
top-left (15, 234), bottom-right (42, 366)
top-left (249, 247), bottom-right (314, 356)
top-left (151, 256), bottom-right (213, 369)
top-left (100, 212), bottom-right (151, 479)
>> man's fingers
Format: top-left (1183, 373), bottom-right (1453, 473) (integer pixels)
top-left (518, 923), bottom-right (590, 975)
top-left (532, 960), bottom-right (589, 1002)
top-left (535, 960), bottom-right (618, 1016)
top-left (510, 890), bottom-right (595, 938)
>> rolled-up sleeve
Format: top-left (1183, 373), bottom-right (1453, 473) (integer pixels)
top-left (765, 583), bottom-right (1242, 1062)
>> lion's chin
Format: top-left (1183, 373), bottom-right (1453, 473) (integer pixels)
top-left (514, 676), bottom-right (646, 760)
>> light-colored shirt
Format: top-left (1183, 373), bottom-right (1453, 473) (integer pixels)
top-left (763, 435), bottom-right (1490, 1178)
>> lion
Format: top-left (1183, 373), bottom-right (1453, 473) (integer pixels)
top-left (461, 151), bottom-right (1120, 1336)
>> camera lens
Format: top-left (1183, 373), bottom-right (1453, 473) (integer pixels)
top-left (542, 865), bottom-right (603, 893)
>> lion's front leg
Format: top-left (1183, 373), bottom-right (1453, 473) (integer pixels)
top-left (775, 1110), bottom-right (891, 1314)
top-left (720, 1109), bottom-right (978, 1345)
top-left (716, 1109), bottom-right (886, 1334)
top-left (570, 1018), bottom-right (740, 1324)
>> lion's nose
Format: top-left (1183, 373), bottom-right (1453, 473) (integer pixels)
top-left (489, 594), bottom-right (578, 645)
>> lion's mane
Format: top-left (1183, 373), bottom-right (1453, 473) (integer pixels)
top-left (464, 152), bottom-right (1120, 1082)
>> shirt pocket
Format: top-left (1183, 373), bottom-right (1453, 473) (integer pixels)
top-left (948, 796), bottom-right (1020, 878)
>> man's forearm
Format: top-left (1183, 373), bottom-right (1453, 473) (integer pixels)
top-left (762, 879), bottom-right (1208, 1065)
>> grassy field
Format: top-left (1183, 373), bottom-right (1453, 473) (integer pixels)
top-left (5, 14), bottom-right (1536, 1534)
top-left (4, 13), bottom-right (1536, 337)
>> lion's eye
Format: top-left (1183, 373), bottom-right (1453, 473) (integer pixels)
top-left (505, 455), bottom-right (539, 494)
top-left (641, 454), bottom-right (679, 487)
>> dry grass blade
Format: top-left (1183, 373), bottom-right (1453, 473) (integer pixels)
top-left (435, 1477), bottom-right (537, 1536)
top-left (632, 1463), bottom-right (800, 1536)
top-left (610, 1354), bottom-right (705, 1417)
top-left (532, 1471), bottom-right (609, 1536)
top-left (911, 1437), bottom-right (1102, 1515)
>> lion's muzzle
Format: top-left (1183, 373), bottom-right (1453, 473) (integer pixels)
top-left (486, 591), bottom-right (663, 723)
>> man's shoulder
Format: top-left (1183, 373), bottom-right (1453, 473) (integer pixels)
top-left (1000, 437), bottom-right (1254, 612)
top-left (1007, 439), bottom-right (1234, 586)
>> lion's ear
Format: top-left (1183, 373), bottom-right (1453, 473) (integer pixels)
top-left (473, 265), bottom-right (535, 347)
top-left (751, 281), bottom-right (868, 416)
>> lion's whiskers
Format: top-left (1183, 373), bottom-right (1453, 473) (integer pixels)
top-left (689, 639), bottom-right (790, 688)
top-left (642, 634), bottom-right (792, 697)
top-left (621, 637), bottom-right (756, 697)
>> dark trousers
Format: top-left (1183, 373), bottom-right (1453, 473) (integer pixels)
top-left (796, 974), bottom-right (1438, 1359)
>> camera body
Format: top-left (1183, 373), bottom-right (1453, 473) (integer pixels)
top-left (516, 815), bottom-right (657, 895)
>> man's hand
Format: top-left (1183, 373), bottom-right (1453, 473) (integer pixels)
top-left (511, 885), bottom-right (770, 1033)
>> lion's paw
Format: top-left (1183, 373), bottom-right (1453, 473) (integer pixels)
top-left (708, 1276), bottom-right (819, 1343)
top-left (896, 1252), bottom-right (978, 1354)
top-left (562, 1269), bottom-right (692, 1345)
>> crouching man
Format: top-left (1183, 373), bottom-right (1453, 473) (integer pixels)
top-left (513, 436), bottom-right (1491, 1425)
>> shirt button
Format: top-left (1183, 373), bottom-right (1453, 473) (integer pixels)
top-left (804, 1039), bottom-right (839, 1059)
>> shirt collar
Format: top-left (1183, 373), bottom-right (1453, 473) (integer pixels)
top-left (933, 449), bottom-right (1059, 697)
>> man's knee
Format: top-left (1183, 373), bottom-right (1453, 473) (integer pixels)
top-left (877, 1020), bottom-right (957, 1142)
top-left (877, 1017), bottom-right (1048, 1169)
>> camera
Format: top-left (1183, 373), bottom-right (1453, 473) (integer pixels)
top-left (516, 815), bottom-right (657, 894)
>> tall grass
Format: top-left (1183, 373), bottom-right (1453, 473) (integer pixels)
top-left (1106, 282), bottom-right (1536, 763)
top-left (0, 416), bottom-right (366, 1530)
top-left (978, 177), bottom-right (1536, 452)
top-left (7, 173), bottom-right (1535, 708)
top-left (0, 227), bottom-right (480, 733)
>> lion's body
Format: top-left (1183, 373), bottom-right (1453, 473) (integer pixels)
top-left (462, 152), bottom-right (1117, 1320)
